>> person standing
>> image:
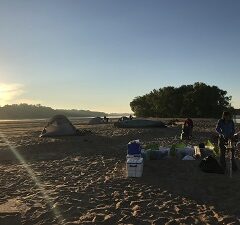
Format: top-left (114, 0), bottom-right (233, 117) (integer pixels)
top-left (181, 118), bottom-right (194, 140)
top-left (186, 118), bottom-right (193, 139)
top-left (216, 111), bottom-right (237, 171)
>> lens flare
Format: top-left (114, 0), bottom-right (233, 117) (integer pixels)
top-left (0, 131), bottom-right (64, 224)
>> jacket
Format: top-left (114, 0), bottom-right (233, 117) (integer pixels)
top-left (216, 119), bottom-right (235, 139)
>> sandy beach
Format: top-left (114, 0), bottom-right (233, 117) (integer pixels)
top-left (0, 119), bottom-right (240, 225)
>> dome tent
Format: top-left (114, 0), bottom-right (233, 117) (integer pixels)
top-left (40, 115), bottom-right (78, 137)
top-left (88, 117), bottom-right (105, 125)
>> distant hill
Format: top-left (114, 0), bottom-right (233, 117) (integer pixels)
top-left (0, 104), bottom-right (111, 119)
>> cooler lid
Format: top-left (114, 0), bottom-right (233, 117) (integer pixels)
top-left (127, 157), bottom-right (143, 164)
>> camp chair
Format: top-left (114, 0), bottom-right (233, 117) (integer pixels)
top-left (225, 140), bottom-right (233, 177)
top-left (225, 140), bottom-right (240, 178)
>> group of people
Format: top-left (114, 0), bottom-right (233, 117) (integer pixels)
top-left (111, 112), bottom-right (238, 172)
top-left (104, 115), bottom-right (133, 123)
top-left (181, 111), bottom-right (238, 172)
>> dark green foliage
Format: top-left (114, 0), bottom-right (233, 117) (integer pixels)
top-left (130, 82), bottom-right (233, 118)
top-left (0, 103), bottom-right (106, 119)
top-left (234, 108), bottom-right (240, 115)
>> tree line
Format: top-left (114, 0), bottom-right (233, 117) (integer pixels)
top-left (0, 104), bottom-right (107, 119)
top-left (130, 82), bottom-right (234, 118)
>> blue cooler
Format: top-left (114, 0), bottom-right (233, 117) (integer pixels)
top-left (127, 140), bottom-right (141, 156)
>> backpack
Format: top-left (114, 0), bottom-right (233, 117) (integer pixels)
top-left (199, 156), bottom-right (224, 174)
top-left (199, 143), bottom-right (205, 149)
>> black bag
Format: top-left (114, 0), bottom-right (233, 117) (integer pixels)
top-left (199, 156), bottom-right (224, 174)
top-left (199, 143), bottom-right (205, 149)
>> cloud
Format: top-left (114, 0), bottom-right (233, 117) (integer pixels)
top-left (0, 83), bottom-right (25, 106)
top-left (232, 98), bottom-right (240, 109)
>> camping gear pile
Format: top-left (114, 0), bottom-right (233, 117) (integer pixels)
top-left (198, 140), bottom-right (239, 175)
top-left (199, 155), bottom-right (224, 174)
top-left (126, 139), bottom-right (200, 178)
top-left (126, 140), bottom-right (219, 163)
top-left (195, 140), bottom-right (220, 158)
top-left (141, 142), bottom-right (195, 161)
top-left (126, 138), bottom-right (240, 177)
top-left (126, 138), bottom-right (238, 177)
top-left (126, 140), bottom-right (144, 177)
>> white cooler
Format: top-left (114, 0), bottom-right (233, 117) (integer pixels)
top-left (126, 157), bottom-right (143, 177)
top-left (126, 154), bottom-right (141, 159)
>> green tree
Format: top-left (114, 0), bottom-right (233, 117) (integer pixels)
top-left (130, 82), bottom-right (233, 118)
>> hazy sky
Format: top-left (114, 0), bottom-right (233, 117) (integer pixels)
top-left (0, 0), bottom-right (240, 113)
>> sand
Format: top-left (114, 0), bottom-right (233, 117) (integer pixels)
top-left (0, 119), bottom-right (240, 225)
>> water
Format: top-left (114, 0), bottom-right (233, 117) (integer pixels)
top-left (235, 115), bottom-right (240, 124)
top-left (0, 116), bottom-right (239, 123)
top-left (0, 116), bottom-right (125, 122)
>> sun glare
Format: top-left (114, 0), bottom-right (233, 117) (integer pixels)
top-left (0, 131), bottom-right (64, 224)
top-left (0, 83), bottom-right (23, 106)
top-left (0, 85), bottom-right (8, 105)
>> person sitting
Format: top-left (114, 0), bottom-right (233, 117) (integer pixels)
top-left (103, 116), bottom-right (109, 123)
top-left (216, 111), bottom-right (238, 171)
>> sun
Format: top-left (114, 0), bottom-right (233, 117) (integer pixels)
top-left (0, 83), bottom-right (23, 106)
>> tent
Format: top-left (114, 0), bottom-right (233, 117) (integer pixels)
top-left (118, 116), bottom-right (129, 122)
top-left (40, 115), bottom-right (78, 137)
top-left (88, 117), bottom-right (105, 125)
top-left (114, 119), bottom-right (166, 128)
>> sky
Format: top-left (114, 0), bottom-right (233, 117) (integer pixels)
top-left (0, 0), bottom-right (240, 113)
